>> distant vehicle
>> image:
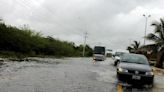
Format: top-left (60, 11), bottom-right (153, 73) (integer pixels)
top-left (113, 50), bottom-right (129, 66)
top-left (93, 46), bottom-right (106, 61)
top-left (117, 53), bottom-right (154, 85)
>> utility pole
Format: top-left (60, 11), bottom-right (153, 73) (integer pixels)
top-left (83, 32), bottom-right (88, 57)
top-left (143, 14), bottom-right (151, 45)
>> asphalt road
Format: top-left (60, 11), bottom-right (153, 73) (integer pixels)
top-left (0, 58), bottom-right (164, 92)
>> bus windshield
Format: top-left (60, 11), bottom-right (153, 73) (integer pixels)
top-left (93, 46), bottom-right (105, 55)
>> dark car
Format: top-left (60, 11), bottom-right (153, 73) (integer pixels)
top-left (117, 53), bottom-right (154, 85)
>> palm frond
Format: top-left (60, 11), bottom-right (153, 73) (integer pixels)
top-left (160, 18), bottom-right (164, 25)
top-left (131, 41), bottom-right (140, 50)
top-left (151, 21), bottom-right (161, 33)
top-left (145, 33), bottom-right (160, 42)
top-left (160, 19), bottom-right (164, 40)
top-left (126, 46), bottom-right (133, 50)
top-left (147, 18), bottom-right (164, 47)
top-left (159, 29), bottom-right (164, 41)
top-left (126, 46), bottom-right (133, 53)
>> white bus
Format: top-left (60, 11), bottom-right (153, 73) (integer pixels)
top-left (93, 46), bottom-right (106, 61)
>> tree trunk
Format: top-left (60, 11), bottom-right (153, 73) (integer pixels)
top-left (157, 48), bottom-right (164, 68)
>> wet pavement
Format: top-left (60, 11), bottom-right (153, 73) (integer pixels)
top-left (0, 58), bottom-right (163, 92)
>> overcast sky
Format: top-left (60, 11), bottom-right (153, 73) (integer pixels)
top-left (1, 0), bottom-right (164, 50)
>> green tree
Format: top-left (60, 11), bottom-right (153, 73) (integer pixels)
top-left (84, 45), bottom-right (93, 56)
top-left (127, 41), bottom-right (140, 53)
top-left (0, 22), bottom-right (93, 57)
top-left (145, 18), bottom-right (164, 46)
top-left (146, 18), bottom-right (164, 68)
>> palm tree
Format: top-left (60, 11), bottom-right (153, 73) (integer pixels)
top-left (146, 18), bottom-right (164, 46)
top-left (146, 18), bottom-right (164, 68)
top-left (127, 41), bottom-right (140, 53)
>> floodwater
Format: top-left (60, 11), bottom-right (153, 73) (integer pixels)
top-left (0, 58), bottom-right (163, 92)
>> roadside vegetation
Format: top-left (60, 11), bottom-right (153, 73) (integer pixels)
top-left (127, 18), bottom-right (164, 68)
top-left (0, 21), bottom-right (93, 58)
top-left (145, 18), bottom-right (164, 68)
top-left (145, 18), bottom-right (164, 46)
top-left (127, 40), bottom-right (141, 53)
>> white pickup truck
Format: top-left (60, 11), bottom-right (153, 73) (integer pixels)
top-left (112, 50), bottom-right (129, 66)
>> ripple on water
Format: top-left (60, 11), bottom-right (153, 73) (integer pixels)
top-left (91, 69), bottom-right (117, 84)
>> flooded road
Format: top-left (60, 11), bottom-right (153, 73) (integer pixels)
top-left (0, 58), bottom-right (164, 92)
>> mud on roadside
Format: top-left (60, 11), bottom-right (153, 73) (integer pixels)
top-left (153, 67), bottom-right (164, 75)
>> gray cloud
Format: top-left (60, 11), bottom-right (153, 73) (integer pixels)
top-left (1, 0), bottom-right (164, 50)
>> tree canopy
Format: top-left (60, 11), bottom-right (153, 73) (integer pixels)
top-left (0, 22), bottom-right (93, 57)
top-left (146, 18), bottom-right (164, 46)
top-left (127, 41), bottom-right (140, 53)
